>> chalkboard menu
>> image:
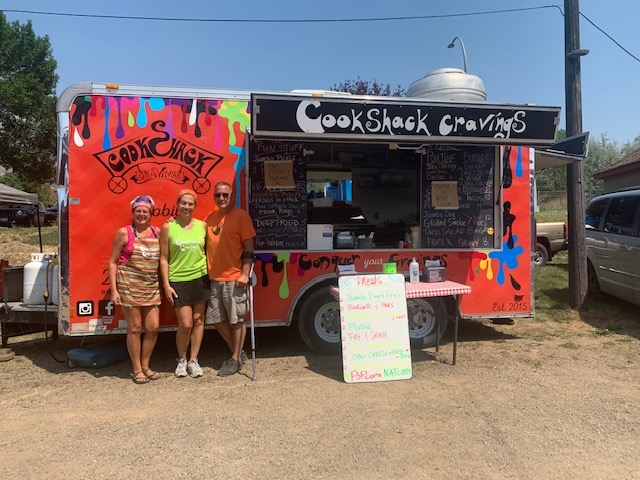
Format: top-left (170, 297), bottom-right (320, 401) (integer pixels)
top-left (421, 145), bottom-right (498, 249)
top-left (338, 274), bottom-right (412, 384)
top-left (249, 140), bottom-right (307, 250)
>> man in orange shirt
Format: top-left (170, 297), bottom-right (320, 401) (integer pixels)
top-left (205, 181), bottom-right (256, 376)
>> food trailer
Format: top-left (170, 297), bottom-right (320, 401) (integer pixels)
top-left (1, 79), bottom-right (562, 353)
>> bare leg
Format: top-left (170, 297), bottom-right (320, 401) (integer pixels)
top-left (175, 305), bottom-right (194, 359)
top-left (214, 321), bottom-right (234, 353)
top-left (230, 322), bottom-right (243, 362)
top-left (188, 301), bottom-right (206, 361)
top-left (125, 306), bottom-right (143, 373)
top-left (140, 305), bottom-right (159, 371)
top-left (240, 321), bottom-right (247, 353)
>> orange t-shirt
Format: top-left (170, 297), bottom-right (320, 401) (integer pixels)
top-left (204, 207), bottom-right (256, 281)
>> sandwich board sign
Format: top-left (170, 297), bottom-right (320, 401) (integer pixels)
top-left (337, 273), bottom-right (412, 383)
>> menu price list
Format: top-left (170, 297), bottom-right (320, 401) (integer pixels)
top-left (338, 274), bottom-right (412, 383)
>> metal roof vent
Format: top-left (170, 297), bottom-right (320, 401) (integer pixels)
top-left (406, 67), bottom-right (486, 102)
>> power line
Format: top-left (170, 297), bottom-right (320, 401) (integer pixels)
top-left (2, 6), bottom-right (558, 23)
top-left (3, 5), bottom-right (638, 63)
top-left (579, 12), bottom-right (640, 63)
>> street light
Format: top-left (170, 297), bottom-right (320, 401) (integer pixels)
top-left (447, 36), bottom-right (468, 72)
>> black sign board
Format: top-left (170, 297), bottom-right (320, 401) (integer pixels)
top-left (252, 94), bottom-right (561, 146)
top-left (249, 140), bottom-right (307, 250)
top-left (421, 145), bottom-right (498, 249)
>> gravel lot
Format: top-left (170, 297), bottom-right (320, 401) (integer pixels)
top-left (1, 317), bottom-right (640, 480)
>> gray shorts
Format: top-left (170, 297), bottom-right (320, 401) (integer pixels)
top-left (206, 281), bottom-right (247, 325)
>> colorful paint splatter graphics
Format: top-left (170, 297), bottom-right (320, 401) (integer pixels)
top-left (66, 95), bottom-right (250, 329)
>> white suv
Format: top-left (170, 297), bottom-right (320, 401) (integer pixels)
top-left (585, 189), bottom-right (640, 305)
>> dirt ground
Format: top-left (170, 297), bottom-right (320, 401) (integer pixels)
top-left (1, 316), bottom-right (639, 480)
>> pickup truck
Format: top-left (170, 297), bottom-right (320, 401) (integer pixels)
top-left (535, 221), bottom-right (568, 266)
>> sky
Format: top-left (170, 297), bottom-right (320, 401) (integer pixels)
top-left (2, 0), bottom-right (639, 145)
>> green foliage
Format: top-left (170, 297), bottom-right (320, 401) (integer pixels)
top-left (0, 12), bottom-right (58, 184)
top-left (536, 128), bottom-right (640, 198)
top-left (331, 77), bottom-right (405, 97)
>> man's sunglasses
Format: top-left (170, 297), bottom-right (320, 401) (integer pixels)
top-left (214, 193), bottom-right (230, 199)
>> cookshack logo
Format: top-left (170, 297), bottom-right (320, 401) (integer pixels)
top-left (93, 120), bottom-right (223, 194)
top-left (295, 100), bottom-right (527, 139)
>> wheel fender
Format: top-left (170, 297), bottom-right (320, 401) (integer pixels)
top-left (286, 274), bottom-right (338, 326)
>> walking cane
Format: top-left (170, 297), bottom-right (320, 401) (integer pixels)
top-left (248, 261), bottom-right (257, 381)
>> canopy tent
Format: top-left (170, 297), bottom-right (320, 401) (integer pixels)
top-left (0, 183), bottom-right (38, 204)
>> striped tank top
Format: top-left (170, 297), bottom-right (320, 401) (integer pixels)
top-left (116, 225), bottom-right (161, 307)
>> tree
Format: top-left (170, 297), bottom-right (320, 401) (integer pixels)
top-left (331, 77), bottom-right (405, 97)
top-left (0, 12), bottom-right (58, 188)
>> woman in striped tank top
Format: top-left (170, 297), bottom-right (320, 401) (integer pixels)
top-left (108, 195), bottom-right (161, 384)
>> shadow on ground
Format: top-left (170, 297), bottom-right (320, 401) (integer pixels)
top-left (4, 316), bottom-right (521, 381)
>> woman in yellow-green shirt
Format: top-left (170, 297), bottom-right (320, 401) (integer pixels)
top-left (159, 189), bottom-right (208, 379)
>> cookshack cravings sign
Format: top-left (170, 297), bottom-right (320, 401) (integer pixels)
top-left (251, 94), bottom-right (560, 146)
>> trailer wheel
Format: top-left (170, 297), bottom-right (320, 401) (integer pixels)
top-left (298, 288), bottom-right (341, 355)
top-left (406, 297), bottom-right (448, 348)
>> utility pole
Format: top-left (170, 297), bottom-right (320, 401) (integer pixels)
top-left (565, 0), bottom-right (588, 309)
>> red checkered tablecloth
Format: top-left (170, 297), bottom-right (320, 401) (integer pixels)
top-left (330, 280), bottom-right (470, 301)
top-left (404, 280), bottom-right (471, 299)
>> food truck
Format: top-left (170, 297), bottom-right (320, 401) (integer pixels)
top-left (1, 78), bottom-right (564, 353)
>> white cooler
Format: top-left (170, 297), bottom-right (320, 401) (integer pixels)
top-left (307, 224), bottom-right (333, 250)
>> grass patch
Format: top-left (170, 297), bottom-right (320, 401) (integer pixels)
top-left (535, 246), bottom-right (640, 340)
top-left (559, 341), bottom-right (580, 349)
top-left (535, 211), bottom-right (568, 223)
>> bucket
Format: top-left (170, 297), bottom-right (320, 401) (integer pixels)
top-left (357, 237), bottom-right (372, 249)
top-left (2, 266), bottom-right (24, 302)
top-left (23, 253), bottom-right (59, 305)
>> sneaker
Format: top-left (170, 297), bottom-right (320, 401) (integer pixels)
top-left (174, 358), bottom-right (188, 378)
top-left (240, 350), bottom-right (248, 366)
top-left (187, 358), bottom-right (203, 378)
top-left (218, 358), bottom-right (240, 376)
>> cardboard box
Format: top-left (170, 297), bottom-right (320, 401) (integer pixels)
top-left (423, 266), bottom-right (446, 283)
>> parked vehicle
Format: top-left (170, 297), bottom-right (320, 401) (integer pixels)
top-left (0, 202), bottom-right (46, 227)
top-left (44, 202), bottom-right (58, 225)
top-left (535, 221), bottom-right (568, 266)
top-left (585, 189), bottom-right (640, 306)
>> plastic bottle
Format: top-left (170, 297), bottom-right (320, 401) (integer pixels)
top-left (409, 257), bottom-right (420, 284)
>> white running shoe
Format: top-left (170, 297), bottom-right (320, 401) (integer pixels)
top-left (175, 358), bottom-right (188, 378)
top-left (187, 358), bottom-right (203, 378)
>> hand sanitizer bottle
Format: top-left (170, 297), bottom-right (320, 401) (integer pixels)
top-left (409, 257), bottom-right (420, 284)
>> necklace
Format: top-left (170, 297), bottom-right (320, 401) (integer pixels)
top-left (213, 219), bottom-right (224, 236)
top-left (132, 224), bottom-right (150, 238)
top-left (212, 214), bottom-right (226, 236)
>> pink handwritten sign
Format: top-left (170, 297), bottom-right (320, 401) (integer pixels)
top-left (337, 274), bottom-right (412, 383)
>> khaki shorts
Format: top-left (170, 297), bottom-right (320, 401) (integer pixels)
top-left (206, 281), bottom-right (247, 325)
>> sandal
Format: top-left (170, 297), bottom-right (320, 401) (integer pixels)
top-left (131, 371), bottom-right (150, 384)
top-left (142, 368), bottom-right (161, 380)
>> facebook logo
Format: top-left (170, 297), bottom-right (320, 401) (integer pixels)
top-left (98, 300), bottom-right (115, 316)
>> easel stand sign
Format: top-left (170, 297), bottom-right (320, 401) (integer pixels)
top-left (338, 274), bottom-right (412, 383)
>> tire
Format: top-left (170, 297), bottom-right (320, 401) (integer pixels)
top-left (406, 297), bottom-right (448, 348)
top-left (298, 288), bottom-right (342, 355)
top-left (534, 243), bottom-right (549, 267)
top-left (587, 261), bottom-right (601, 299)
